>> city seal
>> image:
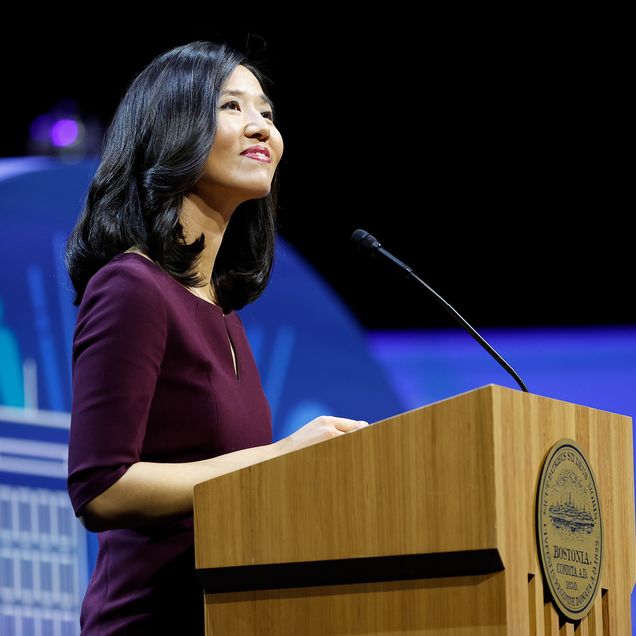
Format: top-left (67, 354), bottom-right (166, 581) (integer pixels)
top-left (536, 439), bottom-right (603, 621)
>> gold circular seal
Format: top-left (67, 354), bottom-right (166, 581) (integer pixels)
top-left (536, 439), bottom-right (603, 621)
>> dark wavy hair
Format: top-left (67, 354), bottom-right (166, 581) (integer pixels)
top-left (65, 40), bottom-right (280, 313)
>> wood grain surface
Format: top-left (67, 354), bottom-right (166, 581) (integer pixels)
top-left (194, 384), bottom-right (635, 634)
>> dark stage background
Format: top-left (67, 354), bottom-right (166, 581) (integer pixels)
top-left (2, 16), bottom-right (629, 330)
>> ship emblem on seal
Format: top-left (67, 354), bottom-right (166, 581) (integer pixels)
top-left (537, 439), bottom-right (603, 621)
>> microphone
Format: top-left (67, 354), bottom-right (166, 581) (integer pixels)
top-left (351, 229), bottom-right (528, 392)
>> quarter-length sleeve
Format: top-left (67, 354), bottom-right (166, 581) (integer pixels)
top-left (67, 262), bottom-right (168, 518)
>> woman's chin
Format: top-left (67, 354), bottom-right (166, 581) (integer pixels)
top-left (239, 186), bottom-right (271, 203)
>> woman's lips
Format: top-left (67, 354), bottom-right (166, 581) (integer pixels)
top-left (241, 145), bottom-right (271, 163)
top-left (242, 152), bottom-right (271, 163)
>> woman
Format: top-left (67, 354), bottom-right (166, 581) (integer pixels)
top-left (65, 40), bottom-right (368, 635)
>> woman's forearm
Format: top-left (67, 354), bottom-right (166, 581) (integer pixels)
top-left (80, 438), bottom-right (291, 532)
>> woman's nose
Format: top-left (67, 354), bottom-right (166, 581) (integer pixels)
top-left (244, 115), bottom-right (270, 141)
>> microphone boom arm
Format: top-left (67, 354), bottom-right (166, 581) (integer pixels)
top-left (351, 229), bottom-right (529, 393)
top-left (408, 270), bottom-right (528, 392)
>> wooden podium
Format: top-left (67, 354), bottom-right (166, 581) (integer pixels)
top-left (193, 384), bottom-right (636, 634)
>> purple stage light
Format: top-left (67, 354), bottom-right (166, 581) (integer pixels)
top-left (50, 118), bottom-right (79, 147)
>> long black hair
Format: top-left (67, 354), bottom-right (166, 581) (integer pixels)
top-left (65, 40), bottom-right (280, 313)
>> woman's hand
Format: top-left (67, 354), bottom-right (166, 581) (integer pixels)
top-left (279, 416), bottom-right (369, 454)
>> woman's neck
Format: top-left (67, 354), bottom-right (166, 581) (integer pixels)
top-left (178, 193), bottom-right (229, 287)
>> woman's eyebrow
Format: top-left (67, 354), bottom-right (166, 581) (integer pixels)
top-left (221, 89), bottom-right (275, 112)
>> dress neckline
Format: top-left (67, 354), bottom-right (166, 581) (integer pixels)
top-left (114, 252), bottom-right (232, 316)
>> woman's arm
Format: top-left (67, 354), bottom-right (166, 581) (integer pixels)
top-left (80, 439), bottom-right (287, 532)
top-left (79, 415), bottom-right (367, 532)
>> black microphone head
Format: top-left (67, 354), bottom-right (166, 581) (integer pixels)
top-left (351, 229), bottom-right (381, 251)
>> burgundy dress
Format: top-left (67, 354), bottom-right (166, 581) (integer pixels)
top-left (67, 252), bottom-right (273, 635)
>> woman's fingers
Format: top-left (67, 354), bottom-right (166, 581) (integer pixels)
top-left (283, 416), bottom-right (370, 453)
top-left (332, 418), bottom-right (369, 433)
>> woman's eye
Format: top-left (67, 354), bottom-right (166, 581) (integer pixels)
top-left (220, 101), bottom-right (274, 122)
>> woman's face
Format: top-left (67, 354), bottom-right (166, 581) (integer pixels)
top-left (195, 64), bottom-right (284, 213)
